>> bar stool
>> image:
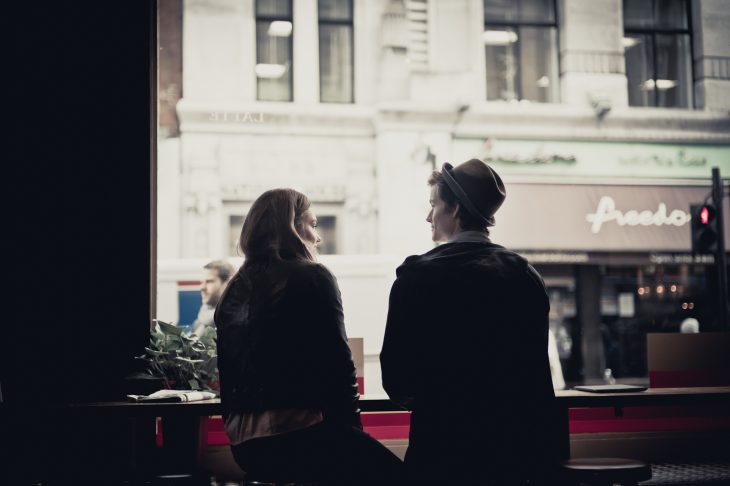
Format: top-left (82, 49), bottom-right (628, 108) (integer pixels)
top-left (243, 476), bottom-right (320, 486)
top-left (153, 473), bottom-right (209, 485)
top-left (562, 457), bottom-right (652, 485)
top-left (243, 479), bottom-right (320, 486)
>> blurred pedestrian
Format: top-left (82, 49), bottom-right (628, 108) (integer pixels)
top-left (191, 259), bottom-right (234, 337)
top-left (680, 317), bottom-right (700, 333)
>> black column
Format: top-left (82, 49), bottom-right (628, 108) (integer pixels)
top-left (576, 265), bottom-right (604, 382)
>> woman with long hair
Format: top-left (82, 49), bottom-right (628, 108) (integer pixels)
top-left (215, 188), bottom-right (403, 485)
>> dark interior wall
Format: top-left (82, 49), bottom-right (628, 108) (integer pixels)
top-left (6, 2), bottom-right (155, 482)
top-left (7, 3), bottom-right (153, 404)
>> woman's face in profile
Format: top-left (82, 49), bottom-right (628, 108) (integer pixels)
top-left (296, 209), bottom-right (322, 250)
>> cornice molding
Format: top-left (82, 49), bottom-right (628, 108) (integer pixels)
top-left (377, 102), bottom-right (730, 143)
top-left (177, 99), bottom-right (376, 137)
top-left (177, 99), bottom-right (730, 143)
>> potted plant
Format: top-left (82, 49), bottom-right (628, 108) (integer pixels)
top-left (133, 320), bottom-right (218, 392)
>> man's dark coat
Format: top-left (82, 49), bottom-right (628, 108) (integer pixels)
top-left (380, 240), bottom-right (557, 485)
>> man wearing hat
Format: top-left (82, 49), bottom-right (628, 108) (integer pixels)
top-left (380, 159), bottom-right (557, 485)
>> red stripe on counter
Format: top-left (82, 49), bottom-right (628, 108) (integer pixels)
top-left (568, 405), bottom-right (730, 434)
top-left (649, 370), bottom-right (730, 388)
top-left (193, 405), bottom-right (730, 447)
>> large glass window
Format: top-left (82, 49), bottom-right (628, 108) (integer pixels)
top-left (483, 0), bottom-right (559, 102)
top-left (318, 0), bottom-right (354, 103)
top-left (542, 262), bottom-right (715, 386)
top-left (623, 0), bottom-right (693, 108)
top-left (256, 0), bottom-right (293, 101)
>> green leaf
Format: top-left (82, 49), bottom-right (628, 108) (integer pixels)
top-left (191, 342), bottom-right (206, 352)
top-left (156, 320), bottom-right (183, 336)
top-left (140, 317), bottom-right (220, 391)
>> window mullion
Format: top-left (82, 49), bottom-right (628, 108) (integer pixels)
top-left (515, 24), bottom-right (523, 101)
top-left (652, 32), bottom-right (659, 107)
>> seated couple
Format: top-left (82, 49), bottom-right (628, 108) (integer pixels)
top-left (215, 159), bottom-right (557, 485)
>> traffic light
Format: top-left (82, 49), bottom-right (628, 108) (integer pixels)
top-left (690, 203), bottom-right (719, 253)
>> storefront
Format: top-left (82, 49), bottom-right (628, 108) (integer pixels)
top-left (488, 181), bottom-right (730, 384)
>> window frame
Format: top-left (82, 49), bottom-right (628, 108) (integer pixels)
top-left (317, 0), bottom-right (355, 104)
top-left (623, 0), bottom-right (694, 109)
top-left (255, 0), bottom-right (295, 102)
top-left (224, 201), bottom-right (343, 256)
top-left (483, 0), bottom-right (560, 103)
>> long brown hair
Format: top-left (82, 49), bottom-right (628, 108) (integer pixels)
top-left (239, 188), bottom-right (315, 266)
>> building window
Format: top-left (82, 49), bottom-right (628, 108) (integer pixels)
top-left (483, 0), bottom-right (559, 103)
top-left (256, 0), bottom-right (293, 101)
top-left (317, 215), bottom-right (338, 254)
top-left (623, 0), bottom-right (693, 108)
top-left (318, 0), bottom-right (354, 103)
top-left (229, 214), bottom-right (245, 256)
top-left (230, 214), bottom-right (337, 255)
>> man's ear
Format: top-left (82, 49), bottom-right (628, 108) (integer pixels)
top-left (450, 203), bottom-right (460, 219)
top-left (451, 203), bottom-right (464, 233)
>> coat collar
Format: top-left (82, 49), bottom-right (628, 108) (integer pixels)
top-left (447, 230), bottom-right (491, 244)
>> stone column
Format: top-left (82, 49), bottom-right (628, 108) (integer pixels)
top-left (377, 0), bottom-right (410, 101)
top-left (692, 0), bottom-right (730, 110)
top-left (353, 0), bottom-right (383, 104)
top-left (558, 0), bottom-right (628, 109)
top-left (182, 0), bottom-right (253, 102)
top-left (375, 128), bottom-right (434, 256)
top-left (293, 0), bottom-right (319, 104)
top-left (179, 136), bottom-right (224, 258)
top-left (418, 0), bottom-right (484, 104)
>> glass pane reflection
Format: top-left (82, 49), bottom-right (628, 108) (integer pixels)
top-left (625, 34), bottom-right (654, 107)
top-left (319, 18), bottom-right (353, 102)
top-left (655, 34), bottom-right (692, 108)
top-left (256, 20), bottom-right (293, 101)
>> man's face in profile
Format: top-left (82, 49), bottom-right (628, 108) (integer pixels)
top-left (200, 269), bottom-right (226, 307)
top-left (426, 185), bottom-right (458, 243)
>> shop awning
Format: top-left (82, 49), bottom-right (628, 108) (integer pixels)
top-left (491, 183), bottom-right (730, 252)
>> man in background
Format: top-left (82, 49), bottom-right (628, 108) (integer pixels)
top-left (192, 260), bottom-right (235, 337)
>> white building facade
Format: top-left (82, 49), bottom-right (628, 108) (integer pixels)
top-left (159, 0), bottom-right (730, 260)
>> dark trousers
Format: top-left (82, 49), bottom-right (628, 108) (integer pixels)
top-left (231, 422), bottom-right (404, 486)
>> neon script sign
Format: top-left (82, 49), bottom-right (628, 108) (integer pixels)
top-left (586, 196), bottom-right (691, 234)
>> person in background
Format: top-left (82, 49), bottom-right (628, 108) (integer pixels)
top-left (380, 159), bottom-right (557, 485)
top-left (215, 188), bottom-right (403, 485)
top-left (680, 317), bottom-right (700, 334)
top-left (191, 260), bottom-right (235, 337)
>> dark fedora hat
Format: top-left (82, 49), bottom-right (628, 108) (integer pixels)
top-left (440, 159), bottom-right (506, 227)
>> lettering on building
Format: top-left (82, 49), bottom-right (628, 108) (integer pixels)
top-left (585, 196), bottom-right (691, 234)
top-left (208, 111), bottom-right (265, 123)
top-left (618, 149), bottom-right (706, 168)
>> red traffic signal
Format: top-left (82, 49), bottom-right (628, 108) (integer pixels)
top-left (700, 206), bottom-right (710, 225)
top-left (690, 203), bottom-right (718, 253)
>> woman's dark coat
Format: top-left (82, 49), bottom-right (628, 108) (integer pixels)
top-left (380, 241), bottom-right (557, 484)
top-left (215, 259), bottom-right (361, 428)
